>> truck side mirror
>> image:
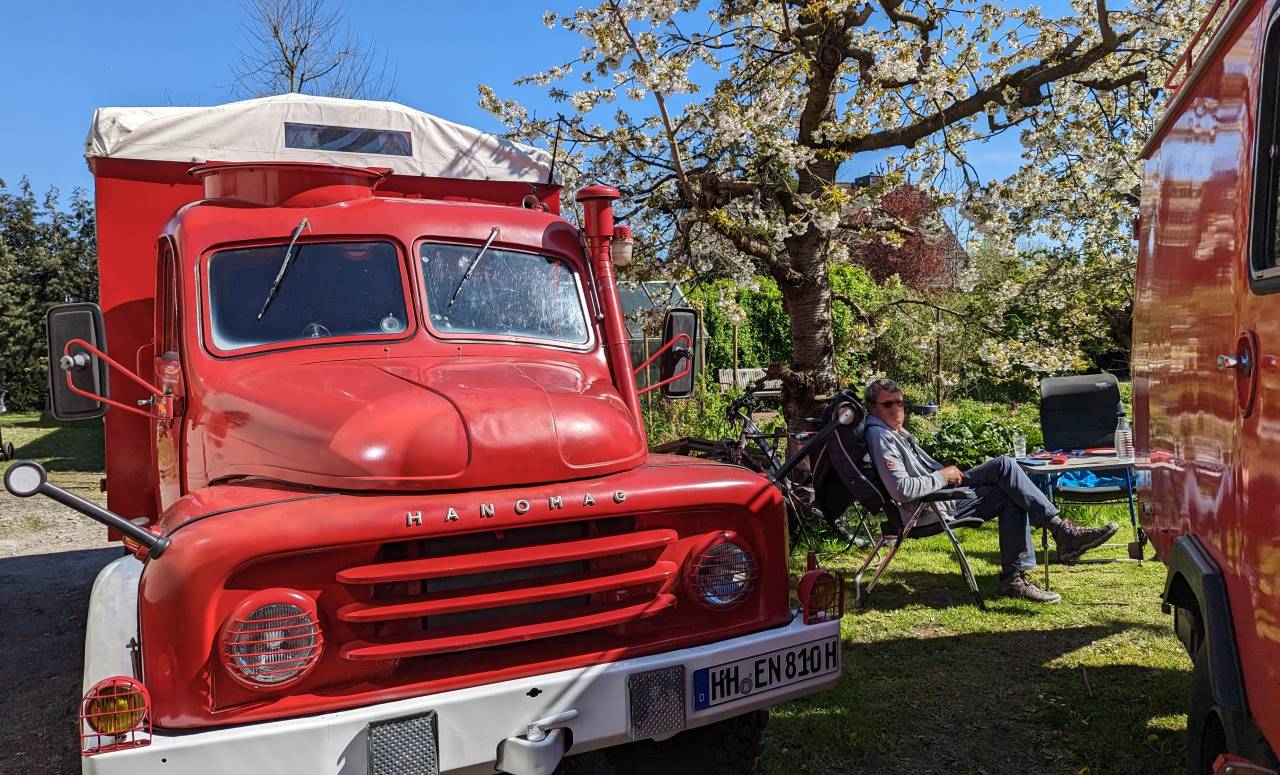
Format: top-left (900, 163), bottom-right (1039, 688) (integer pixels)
top-left (659, 307), bottom-right (699, 399)
top-left (47, 303), bottom-right (110, 420)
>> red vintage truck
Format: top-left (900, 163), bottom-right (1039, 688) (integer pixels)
top-left (3, 94), bottom-right (843, 775)
top-left (1133, 0), bottom-right (1280, 771)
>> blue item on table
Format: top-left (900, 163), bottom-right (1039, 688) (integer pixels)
top-left (1057, 470), bottom-right (1127, 489)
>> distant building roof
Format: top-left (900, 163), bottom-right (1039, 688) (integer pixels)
top-left (617, 281), bottom-right (688, 338)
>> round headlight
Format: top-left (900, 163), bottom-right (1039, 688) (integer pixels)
top-left (687, 534), bottom-right (756, 608)
top-left (80, 676), bottom-right (152, 755)
top-left (220, 589), bottom-right (323, 689)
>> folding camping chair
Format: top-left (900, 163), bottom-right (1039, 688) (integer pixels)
top-left (811, 390), bottom-right (986, 608)
top-left (1037, 373), bottom-right (1140, 564)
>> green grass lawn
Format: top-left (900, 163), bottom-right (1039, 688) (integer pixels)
top-left (0, 411), bottom-right (104, 499)
top-left (764, 506), bottom-right (1189, 774)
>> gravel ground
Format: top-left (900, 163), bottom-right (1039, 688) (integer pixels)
top-left (1, 486), bottom-right (118, 775)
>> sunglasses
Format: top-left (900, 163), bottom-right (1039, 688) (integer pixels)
top-left (875, 400), bottom-right (906, 408)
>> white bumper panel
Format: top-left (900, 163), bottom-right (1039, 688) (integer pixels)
top-left (84, 614), bottom-right (841, 775)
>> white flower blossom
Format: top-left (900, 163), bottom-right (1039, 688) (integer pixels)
top-left (476, 0), bottom-right (1213, 407)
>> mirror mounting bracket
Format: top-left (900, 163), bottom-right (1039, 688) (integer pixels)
top-left (61, 338), bottom-right (171, 421)
top-left (634, 332), bottom-right (694, 396)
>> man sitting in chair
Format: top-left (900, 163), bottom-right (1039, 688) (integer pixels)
top-left (863, 378), bottom-right (1118, 603)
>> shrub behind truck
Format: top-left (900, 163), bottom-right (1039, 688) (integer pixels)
top-left (4, 94), bottom-right (844, 775)
top-left (1133, 0), bottom-right (1280, 771)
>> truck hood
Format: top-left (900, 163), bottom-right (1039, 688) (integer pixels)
top-left (199, 356), bottom-right (645, 491)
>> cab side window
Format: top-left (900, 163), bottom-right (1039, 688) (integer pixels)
top-left (1250, 12), bottom-right (1280, 292)
top-left (158, 242), bottom-right (180, 357)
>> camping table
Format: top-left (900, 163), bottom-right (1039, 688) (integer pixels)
top-left (1016, 455), bottom-right (1139, 589)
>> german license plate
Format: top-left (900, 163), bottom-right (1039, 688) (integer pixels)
top-left (691, 636), bottom-right (840, 710)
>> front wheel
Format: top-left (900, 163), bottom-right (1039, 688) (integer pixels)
top-left (601, 709), bottom-right (768, 775)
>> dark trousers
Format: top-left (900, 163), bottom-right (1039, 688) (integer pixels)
top-left (953, 456), bottom-right (1059, 578)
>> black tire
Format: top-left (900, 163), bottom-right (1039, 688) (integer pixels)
top-left (1186, 642), bottom-right (1280, 775)
top-left (602, 709), bottom-right (768, 775)
top-left (1187, 642), bottom-right (1227, 775)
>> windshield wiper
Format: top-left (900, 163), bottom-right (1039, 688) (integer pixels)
top-left (447, 226), bottom-right (501, 308)
top-left (257, 217), bottom-right (311, 320)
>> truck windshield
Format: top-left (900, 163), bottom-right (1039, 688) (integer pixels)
top-left (420, 243), bottom-right (590, 345)
top-left (208, 241), bottom-right (408, 351)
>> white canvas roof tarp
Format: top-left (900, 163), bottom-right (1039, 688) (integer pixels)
top-left (85, 93), bottom-right (555, 184)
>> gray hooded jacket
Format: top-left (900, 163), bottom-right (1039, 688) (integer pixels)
top-left (865, 415), bottom-right (956, 525)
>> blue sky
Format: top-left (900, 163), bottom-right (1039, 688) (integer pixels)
top-left (0, 0), bottom-right (1026, 202)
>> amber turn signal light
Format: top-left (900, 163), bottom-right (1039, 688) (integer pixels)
top-left (80, 676), bottom-right (152, 755)
top-left (798, 552), bottom-right (845, 624)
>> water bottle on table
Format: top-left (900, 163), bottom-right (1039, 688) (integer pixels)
top-left (1114, 412), bottom-right (1134, 461)
top-left (1012, 433), bottom-right (1027, 460)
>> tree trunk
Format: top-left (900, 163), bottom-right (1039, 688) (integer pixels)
top-left (769, 15), bottom-right (845, 444)
top-left (777, 276), bottom-right (837, 436)
top-left (774, 218), bottom-right (839, 444)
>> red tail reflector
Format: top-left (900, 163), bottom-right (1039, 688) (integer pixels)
top-left (80, 676), bottom-right (151, 755)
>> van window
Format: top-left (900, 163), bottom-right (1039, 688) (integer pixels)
top-left (1249, 13), bottom-right (1280, 292)
top-left (208, 241), bottom-right (409, 352)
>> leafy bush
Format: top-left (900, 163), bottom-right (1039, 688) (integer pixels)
top-left (683, 279), bottom-right (792, 377)
top-left (642, 376), bottom-right (740, 446)
top-left (686, 264), bottom-right (904, 386)
top-left (0, 181), bottom-right (98, 410)
top-left (911, 399), bottom-right (1042, 469)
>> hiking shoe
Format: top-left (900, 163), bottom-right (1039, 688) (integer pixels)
top-left (997, 572), bottom-right (1062, 604)
top-left (1053, 519), bottom-right (1120, 563)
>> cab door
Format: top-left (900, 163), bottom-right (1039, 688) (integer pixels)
top-left (1231, 3), bottom-right (1280, 749)
top-left (152, 239), bottom-right (185, 512)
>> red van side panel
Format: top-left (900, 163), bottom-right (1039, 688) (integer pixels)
top-left (1134, 0), bottom-right (1280, 746)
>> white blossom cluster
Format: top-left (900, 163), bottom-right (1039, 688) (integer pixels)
top-left (477, 0), bottom-right (1215, 400)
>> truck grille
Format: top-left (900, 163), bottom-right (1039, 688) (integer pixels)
top-left (335, 517), bottom-right (679, 661)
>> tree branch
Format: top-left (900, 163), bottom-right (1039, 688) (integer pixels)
top-left (606, 0), bottom-right (696, 206)
top-left (833, 293), bottom-right (1002, 335)
top-left (825, 0), bottom-right (1135, 154)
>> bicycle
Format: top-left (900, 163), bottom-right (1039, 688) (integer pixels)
top-left (653, 378), bottom-right (868, 548)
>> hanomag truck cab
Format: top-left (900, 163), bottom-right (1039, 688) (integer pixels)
top-left (1133, 0), bottom-right (1280, 771)
top-left (5, 95), bottom-right (843, 775)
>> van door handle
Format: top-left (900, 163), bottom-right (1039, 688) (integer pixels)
top-left (1218, 355), bottom-right (1240, 370)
